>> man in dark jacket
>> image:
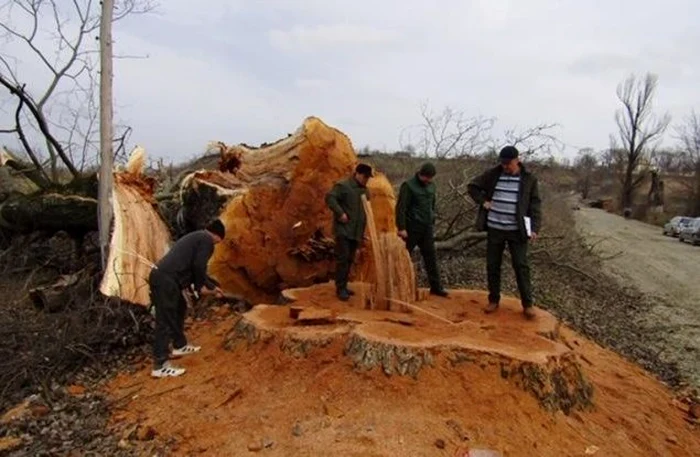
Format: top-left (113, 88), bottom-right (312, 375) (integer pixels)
top-left (149, 219), bottom-right (225, 377)
top-left (396, 162), bottom-right (448, 297)
top-left (468, 146), bottom-right (541, 319)
top-left (325, 163), bottom-right (373, 301)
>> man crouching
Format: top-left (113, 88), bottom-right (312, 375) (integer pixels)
top-left (149, 219), bottom-right (225, 378)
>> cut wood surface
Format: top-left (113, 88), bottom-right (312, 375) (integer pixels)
top-left (99, 147), bottom-right (171, 306)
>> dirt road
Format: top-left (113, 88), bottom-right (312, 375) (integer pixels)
top-left (575, 207), bottom-right (700, 387)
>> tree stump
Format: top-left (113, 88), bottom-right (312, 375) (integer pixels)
top-left (223, 284), bottom-right (595, 415)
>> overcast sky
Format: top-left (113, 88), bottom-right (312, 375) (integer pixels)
top-left (2, 0), bottom-right (700, 162)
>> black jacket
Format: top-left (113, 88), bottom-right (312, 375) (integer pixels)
top-left (396, 174), bottom-right (436, 231)
top-left (467, 164), bottom-right (541, 239)
top-left (155, 230), bottom-right (219, 292)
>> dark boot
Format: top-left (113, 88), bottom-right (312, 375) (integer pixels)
top-left (430, 288), bottom-right (449, 297)
top-left (337, 289), bottom-right (350, 302)
top-left (483, 302), bottom-right (499, 314)
top-left (523, 306), bottom-right (536, 320)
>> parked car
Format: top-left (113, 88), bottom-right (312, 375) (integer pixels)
top-left (663, 216), bottom-right (693, 237)
top-left (679, 218), bottom-right (700, 245)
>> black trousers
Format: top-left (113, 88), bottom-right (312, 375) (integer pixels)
top-left (149, 269), bottom-right (188, 368)
top-left (486, 228), bottom-right (533, 308)
top-left (405, 225), bottom-right (443, 291)
top-left (334, 235), bottom-right (359, 292)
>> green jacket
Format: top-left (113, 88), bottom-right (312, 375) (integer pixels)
top-left (467, 164), bottom-right (542, 240)
top-left (396, 174), bottom-right (436, 232)
top-left (325, 177), bottom-right (370, 240)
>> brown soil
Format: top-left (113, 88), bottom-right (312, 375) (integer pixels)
top-left (106, 286), bottom-right (700, 457)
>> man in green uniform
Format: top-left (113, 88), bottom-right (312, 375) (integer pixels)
top-left (325, 164), bottom-right (373, 301)
top-left (396, 162), bottom-right (449, 297)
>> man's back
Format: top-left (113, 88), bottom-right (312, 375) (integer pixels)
top-left (156, 230), bottom-right (214, 289)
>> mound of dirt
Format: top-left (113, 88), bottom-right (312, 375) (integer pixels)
top-left (106, 287), bottom-right (700, 456)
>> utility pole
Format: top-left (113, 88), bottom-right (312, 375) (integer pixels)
top-left (98, 0), bottom-right (114, 270)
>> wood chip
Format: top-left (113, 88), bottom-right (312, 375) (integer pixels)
top-left (296, 308), bottom-right (335, 325)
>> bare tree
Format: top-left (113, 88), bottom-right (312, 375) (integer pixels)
top-left (676, 110), bottom-right (700, 216)
top-left (400, 102), bottom-right (495, 158)
top-left (614, 73), bottom-right (671, 210)
top-left (0, 0), bottom-right (154, 188)
top-left (574, 148), bottom-right (598, 199)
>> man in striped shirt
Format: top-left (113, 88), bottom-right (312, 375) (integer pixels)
top-left (468, 146), bottom-right (541, 320)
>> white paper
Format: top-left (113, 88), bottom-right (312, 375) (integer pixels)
top-left (524, 216), bottom-right (532, 237)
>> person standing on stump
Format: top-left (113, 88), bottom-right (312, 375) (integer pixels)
top-left (396, 162), bottom-right (449, 297)
top-left (326, 163), bottom-right (373, 301)
top-left (148, 219), bottom-right (226, 378)
top-left (468, 146), bottom-right (541, 320)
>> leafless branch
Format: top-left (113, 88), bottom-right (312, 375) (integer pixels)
top-left (498, 123), bottom-right (563, 158)
top-left (400, 102), bottom-right (495, 159)
top-left (0, 0), bottom-right (155, 184)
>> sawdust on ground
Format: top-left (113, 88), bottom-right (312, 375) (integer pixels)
top-left (107, 288), bottom-right (700, 457)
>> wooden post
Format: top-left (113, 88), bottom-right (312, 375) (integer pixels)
top-left (98, 0), bottom-right (114, 270)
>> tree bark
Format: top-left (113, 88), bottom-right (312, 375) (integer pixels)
top-left (0, 193), bottom-right (97, 233)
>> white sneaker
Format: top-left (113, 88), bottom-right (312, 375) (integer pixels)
top-left (151, 361), bottom-right (186, 378)
top-left (172, 344), bottom-right (201, 357)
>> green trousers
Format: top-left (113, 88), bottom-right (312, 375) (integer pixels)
top-left (486, 228), bottom-right (533, 308)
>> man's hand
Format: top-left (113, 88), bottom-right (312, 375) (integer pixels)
top-left (339, 213), bottom-right (349, 224)
top-left (483, 201), bottom-right (492, 210)
top-left (398, 230), bottom-right (408, 240)
top-left (201, 286), bottom-right (224, 298)
top-left (529, 232), bottom-right (538, 242)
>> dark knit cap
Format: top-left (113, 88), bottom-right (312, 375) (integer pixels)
top-left (206, 219), bottom-right (226, 239)
top-left (355, 163), bottom-right (373, 177)
top-left (499, 146), bottom-right (519, 161)
top-left (418, 162), bottom-right (437, 177)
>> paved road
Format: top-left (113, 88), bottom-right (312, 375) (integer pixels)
top-left (575, 207), bottom-right (700, 387)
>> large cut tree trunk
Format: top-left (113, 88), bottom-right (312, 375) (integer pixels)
top-left (100, 148), bottom-right (172, 306)
top-left (101, 117), bottom-right (401, 306)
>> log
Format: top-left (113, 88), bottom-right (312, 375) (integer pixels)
top-left (28, 273), bottom-right (82, 312)
top-left (0, 192), bottom-right (97, 233)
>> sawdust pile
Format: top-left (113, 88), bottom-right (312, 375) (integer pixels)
top-left (100, 147), bottom-right (171, 306)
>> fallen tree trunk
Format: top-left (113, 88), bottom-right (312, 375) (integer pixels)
top-left (101, 117), bottom-right (401, 305)
top-left (0, 193), bottom-right (97, 233)
top-left (435, 230), bottom-right (487, 250)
